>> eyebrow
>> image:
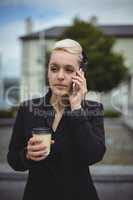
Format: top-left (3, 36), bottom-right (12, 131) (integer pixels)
top-left (65, 65), bottom-right (75, 69)
top-left (49, 63), bottom-right (75, 69)
top-left (49, 63), bottom-right (58, 66)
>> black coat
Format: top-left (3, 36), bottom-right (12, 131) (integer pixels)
top-left (7, 92), bottom-right (106, 200)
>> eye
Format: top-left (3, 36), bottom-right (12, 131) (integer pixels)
top-left (50, 65), bottom-right (58, 72)
top-left (66, 70), bottom-right (74, 74)
top-left (65, 67), bottom-right (75, 73)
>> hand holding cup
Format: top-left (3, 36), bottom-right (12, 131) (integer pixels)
top-left (26, 127), bottom-right (53, 161)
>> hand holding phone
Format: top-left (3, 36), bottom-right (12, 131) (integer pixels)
top-left (69, 70), bottom-right (80, 95)
top-left (69, 82), bottom-right (76, 95)
top-left (69, 68), bottom-right (87, 110)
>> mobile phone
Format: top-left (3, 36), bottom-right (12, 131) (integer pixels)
top-left (69, 77), bottom-right (79, 95)
top-left (69, 82), bottom-right (76, 95)
top-left (69, 69), bottom-right (81, 95)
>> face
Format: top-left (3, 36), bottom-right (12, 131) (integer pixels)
top-left (48, 50), bottom-right (80, 97)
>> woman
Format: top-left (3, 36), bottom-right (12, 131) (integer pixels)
top-left (7, 39), bottom-right (106, 200)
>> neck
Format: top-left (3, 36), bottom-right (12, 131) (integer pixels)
top-left (50, 94), bottom-right (65, 112)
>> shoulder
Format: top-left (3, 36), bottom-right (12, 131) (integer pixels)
top-left (18, 97), bottom-right (45, 112)
top-left (82, 100), bottom-right (104, 117)
top-left (82, 100), bottom-right (103, 109)
top-left (22, 97), bottom-right (45, 105)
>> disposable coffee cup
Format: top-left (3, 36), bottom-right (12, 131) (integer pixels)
top-left (32, 127), bottom-right (52, 156)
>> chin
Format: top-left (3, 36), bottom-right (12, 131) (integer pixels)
top-left (53, 89), bottom-right (68, 97)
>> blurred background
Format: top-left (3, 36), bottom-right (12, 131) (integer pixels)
top-left (0, 0), bottom-right (133, 199)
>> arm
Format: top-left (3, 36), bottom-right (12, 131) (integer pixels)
top-left (7, 103), bottom-right (31, 171)
top-left (67, 101), bottom-right (106, 166)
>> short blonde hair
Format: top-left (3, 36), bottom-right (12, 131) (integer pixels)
top-left (52, 39), bottom-right (83, 64)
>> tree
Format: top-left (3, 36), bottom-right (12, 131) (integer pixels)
top-left (60, 18), bottom-right (128, 92)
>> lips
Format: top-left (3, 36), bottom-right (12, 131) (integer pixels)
top-left (54, 84), bottom-right (67, 87)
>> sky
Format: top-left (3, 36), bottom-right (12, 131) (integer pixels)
top-left (0, 0), bottom-right (133, 78)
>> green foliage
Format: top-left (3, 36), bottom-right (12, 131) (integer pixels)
top-left (0, 107), bottom-right (18, 118)
top-left (60, 17), bottom-right (129, 92)
top-left (0, 110), bottom-right (14, 118)
top-left (104, 109), bottom-right (122, 118)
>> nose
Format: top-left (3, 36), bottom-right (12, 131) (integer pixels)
top-left (57, 69), bottom-right (65, 80)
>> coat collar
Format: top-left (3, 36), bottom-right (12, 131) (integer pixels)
top-left (44, 89), bottom-right (71, 113)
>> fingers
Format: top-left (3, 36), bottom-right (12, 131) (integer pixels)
top-left (26, 146), bottom-right (49, 161)
top-left (27, 143), bottom-right (47, 152)
top-left (72, 76), bottom-right (83, 85)
top-left (72, 75), bottom-right (86, 89)
top-left (28, 149), bottom-right (48, 157)
top-left (29, 137), bottom-right (55, 144)
top-left (76, 68), bottom-right (85, 78)
top-left (29, 154), bottom-right (48, 161)
top-left (51, 140), bottom-right (55, 144)
top-left (26, 137), bottom-right (55, 161)
top-left (28, 136), bottom-right (43, 145)
top-left (71, 79), bottom-right (81, 89)
top-left (72, 69), bottom-right (85, 83)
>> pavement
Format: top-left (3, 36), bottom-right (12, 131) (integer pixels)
top-left (122, 115), bottom-right (133, 131)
